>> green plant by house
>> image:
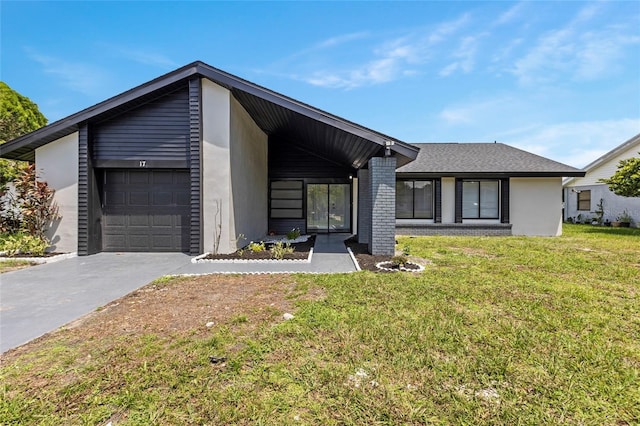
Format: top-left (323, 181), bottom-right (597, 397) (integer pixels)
top-left (12, 164), bottom-right (60, 239)
top-left (270, 241), bottom-right (294, 259)
top-left (0, 232), bottom-right (48, 256)
top-left (248, 241), bottom-right (266, 253)
top-left (391, 254), bottom-right (408, 267)
top-left (593, 198), bottom-right (605, 224)
top-left (617, 210), bottom-right (632, 223)
top-left (402, 245), bottom-right (411, 256)
top-left (286, 228), bottom-right (301, 240)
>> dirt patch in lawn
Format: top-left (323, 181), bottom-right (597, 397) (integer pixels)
top-left (203, 235), bottom-right (315, 261)
top-left (1, 274), bottom-right (322, 363)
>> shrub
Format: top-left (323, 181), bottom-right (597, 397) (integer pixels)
top-left (13, 164), bottom-right (60, 239)
top-left (270, 241), bottom-right (294, 260)
top-left (0, 232), bottom-right (48, 256)
top-left (0, 164), bottom-right (59, 239)
top-left (391, 255), bottom-right (408, 268)
top-left (286, 228), bottom-right (301, 240)
top-left (248, 241), bottom-right (266, 253)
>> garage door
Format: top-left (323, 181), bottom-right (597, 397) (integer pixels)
top-left (102, 169), bottom-right (190, 252)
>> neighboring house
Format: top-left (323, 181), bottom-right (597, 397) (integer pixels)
top-left (563, 133), bottom-right (640, 226)
top-left (0, 61), bottom-right (584, 256)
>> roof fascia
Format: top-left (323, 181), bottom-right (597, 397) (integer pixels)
top-left (564, 132), bottom-right (640, 186)
top-left (195, 62), bottom-right (419, 160)
top-left (1, 63), bottom-right (201, 157)
top-left (397, 171), bottom-right (586, 178)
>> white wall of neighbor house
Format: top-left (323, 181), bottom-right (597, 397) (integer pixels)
top-left (441, 177), bottom-right (456, 223)
top-left (34, 132), bottom-right (79, 253)
top-left (201, 78), bottom-right (233, 254)
top-left (229, 96), bottom-right (268, 250)
top-left (568, 141), bottom-right (640, 186)
top-left (510, 177), bottom-right (563, 236)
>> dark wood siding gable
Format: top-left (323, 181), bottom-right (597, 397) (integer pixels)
top-left (93, 88), bottom-right (189, 163)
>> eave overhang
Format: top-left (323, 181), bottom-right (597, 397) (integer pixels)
top-left (0, 61), bottom-right (419, 168)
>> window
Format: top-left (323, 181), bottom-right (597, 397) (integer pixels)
top-left (396, 180), bottom-right (433, 219)
top-left (462, 180), bottom-right (499, 219)
top-left (270, 180), bottom-right (303, 218)
top-left (577, 190), bottom-right (591, 211)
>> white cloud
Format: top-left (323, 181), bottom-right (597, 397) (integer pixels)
top-left (495, 2), bottom-right (526, 26)
top-left (505, 119), bottom-right (640, 167)
top-left (315, 32), bottom-right (370, 49)
top-left (291, 14), bottom-right (472, 89)
top-left (510, 4), bottom-right (640, 85)
top-left (440, 34), bottom-right (485, 76)
top-left (26, 49), bottom-right (113, 97)
top-left (103, 45), bottom-right (178, 69)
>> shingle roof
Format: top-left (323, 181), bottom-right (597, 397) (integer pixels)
top-left (397, 143), bottom-right (585, 177)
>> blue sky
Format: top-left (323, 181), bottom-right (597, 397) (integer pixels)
top-left (2, 1), bottom-right (639, 168)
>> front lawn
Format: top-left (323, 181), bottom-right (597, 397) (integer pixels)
top-left (1, 224), bottom-right (638, 424)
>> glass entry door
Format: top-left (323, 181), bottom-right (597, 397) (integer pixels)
top-left (307, 184), bottom-right (351, 232)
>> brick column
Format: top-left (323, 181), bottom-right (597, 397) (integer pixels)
top-left (357, 168), bottom-right (371, 245)
top-left (368, 157), bottom-right (396, 255)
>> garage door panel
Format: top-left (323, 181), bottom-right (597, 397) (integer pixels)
top-left (102, 169), bottom-right (190, 252)
top-left (153, 192), bottom-right (173, 206)
top-left (105, 191), bottom-right (126, 206)
top-left (129, 171), bottom-right (150, 184)
top-left (129, 192), bottom-right (150, 206)
top-left (176, 192), bottom-right (190, 206)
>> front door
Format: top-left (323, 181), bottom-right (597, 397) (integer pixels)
top-left (307, 184), bottom-right (351, 232)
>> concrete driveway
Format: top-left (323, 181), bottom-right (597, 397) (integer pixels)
top-left (0, 253), bottom-right (192, 353)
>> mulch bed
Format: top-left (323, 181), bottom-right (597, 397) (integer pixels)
top-left (344, 236), bottom-right (394, 272)
top-left (203, 235), bottom-right (316, 261)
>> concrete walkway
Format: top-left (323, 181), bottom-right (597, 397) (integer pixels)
top-left (0, 234), bottom-right (356, 353)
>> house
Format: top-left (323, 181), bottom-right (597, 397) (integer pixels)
top-left (395, 143), bottom-right (584, 236)
top-left (0, 61), bottom-right (584, 256)
top-left (563, 133), bottom-right (640, 226)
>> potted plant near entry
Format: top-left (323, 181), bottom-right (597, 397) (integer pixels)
top-left (612, 210), bottom-right (632, 228)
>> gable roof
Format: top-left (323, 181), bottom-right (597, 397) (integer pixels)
top-left (563, 132), bottom-right (640, 186)
top-left (397, 143), bottom-right (585, 177)
top-left (0, 61), bottom-right (418, 168)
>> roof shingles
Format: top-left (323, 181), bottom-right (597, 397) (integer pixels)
top-left (398, 143), bottom-right (584, 177)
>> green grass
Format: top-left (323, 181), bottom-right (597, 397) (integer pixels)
top-left (1, 224), bottom-right (639, 424)
top-left (0, 259), bottom-right (36, 273)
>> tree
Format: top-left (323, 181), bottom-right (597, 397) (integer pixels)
top-left (0, 82), bottom-right (48, 185)
top-left (598, 153), bottom-right (640, 198)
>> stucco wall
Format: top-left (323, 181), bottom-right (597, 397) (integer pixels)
top-left (201, 79), bottom-right (233, 254)
top-left (441, 177), bottom-right (456, 223)
top-left (34, 132), bottom-right (79, 252)
top-left (230, 96), bottom-right (268, 249)
top-left (510, 177), bottom-right (563, 236)
top-left (564, 184), bottom-right (640, 226)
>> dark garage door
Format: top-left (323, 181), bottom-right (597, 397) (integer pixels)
top-left (102, 169), bottom-right (190, 252)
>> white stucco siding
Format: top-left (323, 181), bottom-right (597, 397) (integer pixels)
top-left (229, 96), bottom-right (268, 249)
top-left (201, 79), bottom-right (233, 254)
top-left (441, 177), bottom-right (456, 223)
top-left (510, 177), bottom-right (563, 236)
top-left (34, 132), bottom-right (79, 252)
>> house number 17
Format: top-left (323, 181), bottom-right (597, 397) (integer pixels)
top-left (139, 160), bottom-right (146, 167)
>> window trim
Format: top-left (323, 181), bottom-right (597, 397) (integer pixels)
top-left (395, 179), bottom-right (434, 219)
top-left (461, 179), bottom-right (500, 220)
top-left (577, 189), bottom-right (591, 211)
